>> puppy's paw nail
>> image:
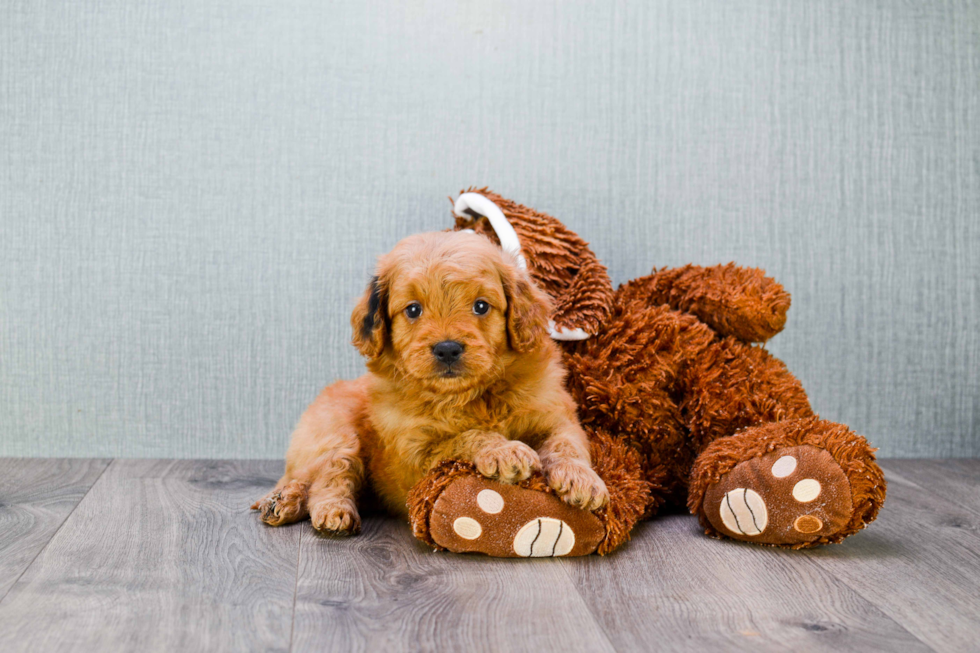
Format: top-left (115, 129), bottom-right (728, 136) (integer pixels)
top-left (474, 441), bottom-right (541, 484)
top-left (255, 481), bottom-right (310, 527)
top-left (547, 464), bottom-right (608, 512)
top-left (311, 500), bottom-right (361, 536)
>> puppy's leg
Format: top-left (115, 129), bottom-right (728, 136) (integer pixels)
top-left (539, 420), bottom-right (609, 511)
top-left (253, 378), bottom-right (369, 534)
top-left (305, 432), bottom-right (364, 536)
top-left (441, 430), bottom-right (542, 484)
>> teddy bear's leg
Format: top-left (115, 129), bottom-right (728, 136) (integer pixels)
top-left (407, 430), bottom-right (651, 556)
top-left (682, 339), bottom-right (886, 547)
top-left (562, 304), bottom-right (717, 507)
top-left (575, 379), bottom-right (693, 508)
top-left (616, 265), bottom-right (792, 343)
top-left (688, 419), bottom-right (885, 547)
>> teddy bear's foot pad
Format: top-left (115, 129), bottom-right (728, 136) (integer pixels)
top-left (703, 445), bottom-right (853, 545)
top-left (428, 475), bottom-right (604, 557)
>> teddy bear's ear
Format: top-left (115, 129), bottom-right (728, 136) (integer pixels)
top-left (351, 275), bottom-right (389, 360)
top-left (453, 188), bottom-right (614, 340)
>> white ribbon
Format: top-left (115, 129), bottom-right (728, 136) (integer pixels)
top-left (453, 192), bottom-right (590, 341)
top-left (453, 193), bottom-right (527, 270)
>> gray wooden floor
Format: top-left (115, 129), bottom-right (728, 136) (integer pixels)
top-left (0, 460), bottom-right (978, 652)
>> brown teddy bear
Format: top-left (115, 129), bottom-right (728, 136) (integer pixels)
top-left (407, 189), bottom-right (886, 557)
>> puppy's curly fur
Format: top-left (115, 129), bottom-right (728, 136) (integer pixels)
top-left (253, 231), bottom-right (608, 534)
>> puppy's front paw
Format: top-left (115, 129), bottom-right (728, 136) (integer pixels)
top-left (310, 498), bottom-right (361, 536)
top-left (546, 462), bottom-right (609, 511)
top-left (251, 480), bottom-right (309, 526)
top-left (473, 441), bottom-right (541, 484)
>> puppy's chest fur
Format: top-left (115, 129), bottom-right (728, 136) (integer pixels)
top-left (371, 381), bottom-right (545, 470)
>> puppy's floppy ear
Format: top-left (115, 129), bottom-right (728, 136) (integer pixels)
top-left (351, 275), bottom-right (389, 359)
top-left (499, 256), bottom-right (552, 353)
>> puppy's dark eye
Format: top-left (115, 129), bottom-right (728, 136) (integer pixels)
top-left (405, 302), bottom-right (423, 319)
top-left (473, 300), bottom-right (490, 316)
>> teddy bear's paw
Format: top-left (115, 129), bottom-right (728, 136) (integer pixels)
top-left (702, 445), bottom-right (853, 546)
top-left (545, 461), bottom-right (610, 511)
top-left (425, 474), bottom-right (605, 557)
top-left (310, 498), bottom-right (361, 536)
top-left (251, 480), bottom-right (309, 527)
top-left (473, 440), bottom-right (541, 484)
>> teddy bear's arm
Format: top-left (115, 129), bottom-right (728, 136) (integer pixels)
top-left (548, 256), bottom-right (614, 337)
top-left (617, 264), bottom-right (791, 342)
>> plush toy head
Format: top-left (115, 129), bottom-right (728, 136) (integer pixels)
top-left (452, 188), bottom-right (614, 340)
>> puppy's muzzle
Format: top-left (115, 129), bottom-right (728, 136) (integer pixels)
top-left (432, 340), bottom-right (464, 370)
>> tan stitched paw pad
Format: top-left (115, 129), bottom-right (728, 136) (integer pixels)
top-left (428, 475), bottom-right (604, 557)
top-left (704, 445), bottom-right (853, 545)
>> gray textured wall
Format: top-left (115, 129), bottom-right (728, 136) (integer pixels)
top-left (2, 0), bottom-right (978, 458)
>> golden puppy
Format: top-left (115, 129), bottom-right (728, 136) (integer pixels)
top-left (252, 230), bottom-right (608, 534)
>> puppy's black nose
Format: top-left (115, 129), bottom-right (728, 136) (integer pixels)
top-left (432, 340), bottom-right (464, 364)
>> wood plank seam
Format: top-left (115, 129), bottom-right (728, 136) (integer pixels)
top-left (0, 460), bottom-right (301, 651)
top-left (0, 458), bottom-right (114, 607)
top-left (791, 553), bottom-right (938, 653)
top-left (883, 462), bottom-right (980, 521)
top-left (554, 561), bottom-right (620, 652)
top-left (803, 474), bottom-right (980, 652)
top-left (289, 524), bottom-right (303, 652)
top-left (559, 513), bottom-right (935, 652)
